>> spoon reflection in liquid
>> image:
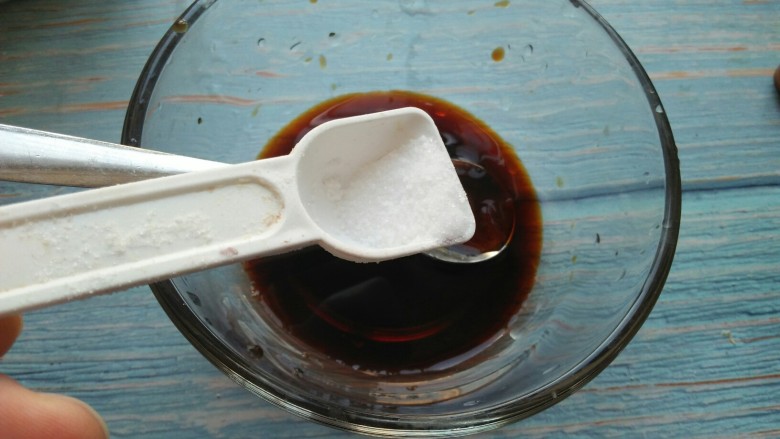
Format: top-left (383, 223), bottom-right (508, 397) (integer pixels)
top-left (425, 158), bottom-right (516, 264)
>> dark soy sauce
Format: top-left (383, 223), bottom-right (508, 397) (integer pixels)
top-left (245, 91), bottom-right (541, 373)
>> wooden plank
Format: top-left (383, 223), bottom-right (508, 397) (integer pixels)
top-left (0, 0), bottom-right (779, 437)
top-left (591, 1), bottom-right (780, 191)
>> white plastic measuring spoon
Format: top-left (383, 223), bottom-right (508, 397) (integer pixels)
top-left (0, 121), bottom-right (513, 264)
top-left (0, 108), bottom-right (475, 317)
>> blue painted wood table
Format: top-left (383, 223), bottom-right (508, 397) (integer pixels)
top-left (1, 0), bottom-right (779, 437)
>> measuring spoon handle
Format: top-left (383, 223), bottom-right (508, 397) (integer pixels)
top-left (0, 157), bottom-right (318, 317)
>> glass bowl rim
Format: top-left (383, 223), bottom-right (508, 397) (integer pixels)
top-left (121, 0), bottom-right (682, 435)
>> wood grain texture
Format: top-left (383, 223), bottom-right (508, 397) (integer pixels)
top-left (1, 0), bottom-right (779, 438)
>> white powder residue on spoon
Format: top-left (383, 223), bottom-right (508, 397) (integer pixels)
top-left (327, 134), bottom-right (474, 249)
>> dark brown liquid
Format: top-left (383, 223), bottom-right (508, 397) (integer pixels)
top-left (245, 91), bottom-right (541, 373)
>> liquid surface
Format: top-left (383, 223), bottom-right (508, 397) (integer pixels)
top-left (245, 91), bottom-right (542, 373)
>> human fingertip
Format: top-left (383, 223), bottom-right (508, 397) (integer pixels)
top-left (0, 376), bottom-right (109, 439)
top-left (45, 394), bottom-right (111, 439)
top-left (0, 314), bottom-right (23, 358)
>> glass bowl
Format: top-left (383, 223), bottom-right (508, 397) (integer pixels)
top-left (122, 0), bottom-right (680, 436)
